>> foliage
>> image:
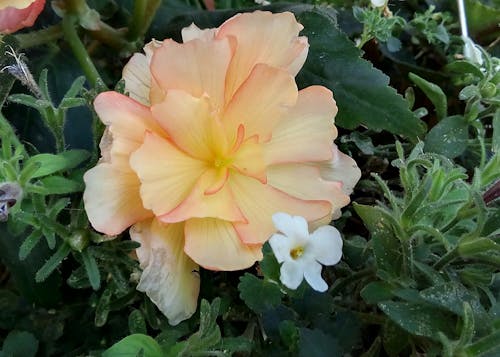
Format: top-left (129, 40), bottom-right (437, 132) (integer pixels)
top-left (0, 0), bottom-right (499, 356)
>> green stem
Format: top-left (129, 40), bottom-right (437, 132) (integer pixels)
top-left (464, 330), bottom-right (500, 356)
top-left (433, 246), bottom-right (459, 270)
top-left (62, 15), bottom-right (103, 87)
top-left (88, 22), bottom-right (131, 51)
top-left (15, 25), bottom-right (64, 49)
top-left (127, 0), bottom-right (148, 41)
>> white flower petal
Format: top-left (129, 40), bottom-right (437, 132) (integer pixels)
top-left (371, 0), bottom-right (386, 7)
top-left (269, 233), bottom-right (293, 263)
top-left (303, 260), bottom-right (328, 292)
top-left (463, 37), bottom-right (484, 66)
top-left (272, 212), bottom-right (309, 242)
top-left (309, 225), bottom-right (343, 266)
top-left (280, 261), bottom-right (304, 290)
top-left (130, 219), bottom-right (200, 325)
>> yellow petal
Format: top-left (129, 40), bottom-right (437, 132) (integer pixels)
top-left (229, 173), bottom-right (331, 244)
top-left (83, 163), bottom-right (152, 235)
top-left (231, 135), bottom-right (267, 183)
top-left (129, 132), bottom-right (207, 216)
top-left (130, 219), bottom-right (200, 325)
top-left (0, 0), bottom-right (34, 10)
top-left (151, 90), bottom-right (227, 160)
top-left (150, 38), bottom-right (232, 109)
top-left (184, 218), bottom-right (262, 271)
top-left (217, 11), bottom-right (308, 99)
top-left (159, 169), bottom-right (246, 223)
top-left (264, 86), bottom-right (338, 165)
top-left (223, 64), bottom-right (297, 142)
top-left (94, 92), bottom-right (165, 163)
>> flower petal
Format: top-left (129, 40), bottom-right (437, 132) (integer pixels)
top-left (83, 163), bottom-right (152, 235)
top-left (272, 212), bottom-right (309, 243)
top-left (181, 23), bottom-right (217, 42)
top-left (129, 132), bottom-right (206, 216)
top-left (122, 53), bottom-right (151, 105)
top-left (267, 163), bottom-right (349, 214)
top-left (223, 64), bottom-right (297, 142)
top-left (216, 10), bottom-right (308, 99)
top-left (0, 0), bottom-right (45, 33)
top-left (0, 0), bottom-right (36, 9)
top-left (151, 90), bottom-right (226, 160)
top-left (231, 135), bottom-right (266, 182)
top-left (319, 145), bottom-right (361, 196)
top-left (229, 173), bottom-right (331, 244)
top-left (130, 219), bottom-right (200, 325)
top-left (309, 225), bottom-right (343, 266)
top-left (264, 86), bottom-right (338, 165)
top-left (150, 37), bottom-right (232, 109)
top-left (280, 260), bottom-right (304, 290)
top-left (303, 260), bottom-right (328, 292)
top-left (159, 169), bottom-right (246, 223)
top-left (184, 218), bottom-right (262, 271)
top-left (94, 92), bottom-right (165, 162)
top-left (269, 232), bottom-right (293, 263)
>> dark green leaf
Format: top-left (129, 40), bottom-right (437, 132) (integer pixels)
top-left (299, 328), bottom-right (342, 357)
top-left (409, 72), bottom-right (447, 120)
top-left (361, 281), bottom-right (393, 304)
top-left (102, 334), bottom-right (163, 357)
top-left (425, 115), bottom-right (469, 158)
top-left (81, 249), bottom-right (100, 290)
top-left (95, 287), bottom-right (113, 327)
top-left (1, 331), bottom-right (39, 357)
top-left (238, 273), bottom-right (283, 313)
top-left (129, 309), bottom-right (147, 335)
top-left (35, 243), bottom-right (71, 282)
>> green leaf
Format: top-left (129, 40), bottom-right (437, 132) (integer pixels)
top-left (360, 281), bottom-right (393, 304)
top-left (129, 309), bottom-right (147, 335)
top-left (260, 243), bottom-right (280, 281)
top-left (409, 72), bottom-right (447, 120)
top-left (102, 334), bottom-right (163, 357)
top-left (299, 328), bottom-right (342, 357)
top-left (24, 149), bottom-right (90, 179)
top-left (38, 176), bottom-right (83, 195)
top-left (81, 249), bottom-right (100, 290)
top-left (95, 287), bottom-right (113, 327)
top-left (493, 109), bottom-right (500, 153)
top-left (295, 8), bottom-right (425, 140)
top-left (465, 0), bottom-right (500, 39)
top-left (1, 331), bottom-right (39, 357)
top-left (382, 320), bottom-right (409, 357)
top-left (238, 273), bottom-right (283, 313)
top-left (424, 115), bottom-right (469, 158)
top-left (378, 302), bottom-right (454, 340)
top-left (35, 243), bottom-right (71, 282)
top-left (18, 230), bottom-right (42, 260)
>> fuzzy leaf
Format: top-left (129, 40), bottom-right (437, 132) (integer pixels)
top-left (24, 150), bottom-right (90, 179)
top-left (424, 115), bottom-right (469, 158)
top-left (102, 334), bottom-right (163, 357)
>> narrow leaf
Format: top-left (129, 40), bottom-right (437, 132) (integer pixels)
top-left (409, 72), bottom-right (447, 120)
top-left (35, 243), bottom-right (71, 282)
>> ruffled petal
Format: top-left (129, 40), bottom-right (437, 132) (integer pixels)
top-left (229, 173), bottom-right (331, 244)
top-left (309, 225), bottom-right (343, 266)
top-left (264, 86), bottom-right (338, 165)
top-left (268, 232), bottom-right (292, 263)
top-left (159, 169), bottom-right (245, 223)
top-left (122, 53), bottom-right (151, 105)
top-left (129, 132), bottom-right (206, 216)
top-left (130, 219), bottom-right (200, 325)
top-left (303, 260), bottom-right (328, 292)
top-left (216, 10), bottom-right (308, 99)
top-left (272, 212), bottom-right (309, 243)
top-left (184, 218), bottom-right (262, 271)
top-left (223, 64), bottom-right (297, 142)
top-left (83, 163), bottom-right (152, 235)
top-left (151, 90), bottom-right (225, 160)
top-left (0, 0), bottom-right (44, 33)
top-left (181, 23), bottom-right (217, 42)
top-left (150, 37), bottom-right (232, 109)
top-left (0, 0), bottom-right (35, 9)
top-left (231, 136), bottom-right (266, 182)
top-left (318, 145), bottom-right (361, 196)
top-left (267, 163), bottom-right (349, 213)
top-left (280, 260), bottom-right (304, 290)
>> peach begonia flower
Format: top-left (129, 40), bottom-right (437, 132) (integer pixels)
top-left (0, 0), bottom-right (45, 34)
top-left (83, 11), bottom-right (361, 325)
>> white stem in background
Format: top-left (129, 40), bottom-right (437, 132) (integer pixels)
top-left (457, 0), bottom-right (469, 38)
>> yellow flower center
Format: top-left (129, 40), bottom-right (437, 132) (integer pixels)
top-left (290, 246), bottom-right (305, 260)
top-left (213, 157), bottom-right (233, 169)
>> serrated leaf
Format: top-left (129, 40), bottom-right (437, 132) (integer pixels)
top-left (238, 273), bottom-right (283, 313)
top-left (409, 72), bottom-right (447, 120)
top-left (25, 150), bottom-right (90, 179)
top-left (378, 302), bottom-right (454, 340)
top-left (102, 334), bottom-right (163, 357)
top-left (424, 115), bottom-right (469, 158)
top-left (295, 8), bottom-right (425, 140)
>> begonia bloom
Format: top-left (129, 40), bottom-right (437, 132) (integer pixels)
top-left (84, 11), bottom-right (361, 324)
top-left (0, 0), bottom-right (45, 34)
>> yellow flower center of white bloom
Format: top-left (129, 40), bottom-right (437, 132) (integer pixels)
top-left (290, 246), bottom-right (305, 260)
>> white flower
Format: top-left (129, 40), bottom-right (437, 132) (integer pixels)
top-left (463, 37), bottom-right (484, 66)
top-left (371, 0), bottom-right (387, 7)
top-left (269, 212), bottom-right (343, 292)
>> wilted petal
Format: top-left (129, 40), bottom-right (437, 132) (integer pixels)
top-left (130, 219), bottom-right (200, 325)
top-left (280, 260), bottom-right (304, 290)
top-left (309, 225), bottom-right (343, 266)
top-left (229, 173), bottom-right (330, 244)
top-left (129, 132), bottom-right (206, 216)
top-left (303, 260), bottom-right (328, 292)
top-left (217, 10), bottom-right (308, 98)
top-left (223, 64), bottom-right (297, 142)
top-left (264, 86), bottom-right (337, 165)
top-left (83, 163), bottom-right (152, 235)
top-left (122, 53), bottom-right (151, 105)
top-left (318, 145), bottom-right (361, 196)
top-left (184, 218), bottom-right (262, 270)
top-left (151, 38), bottom-right (232, 109)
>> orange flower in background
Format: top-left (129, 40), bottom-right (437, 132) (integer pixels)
top-left (0, 0), bottom-right (45, 34)
top-left (84, 11), bottom-right (361, 325)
